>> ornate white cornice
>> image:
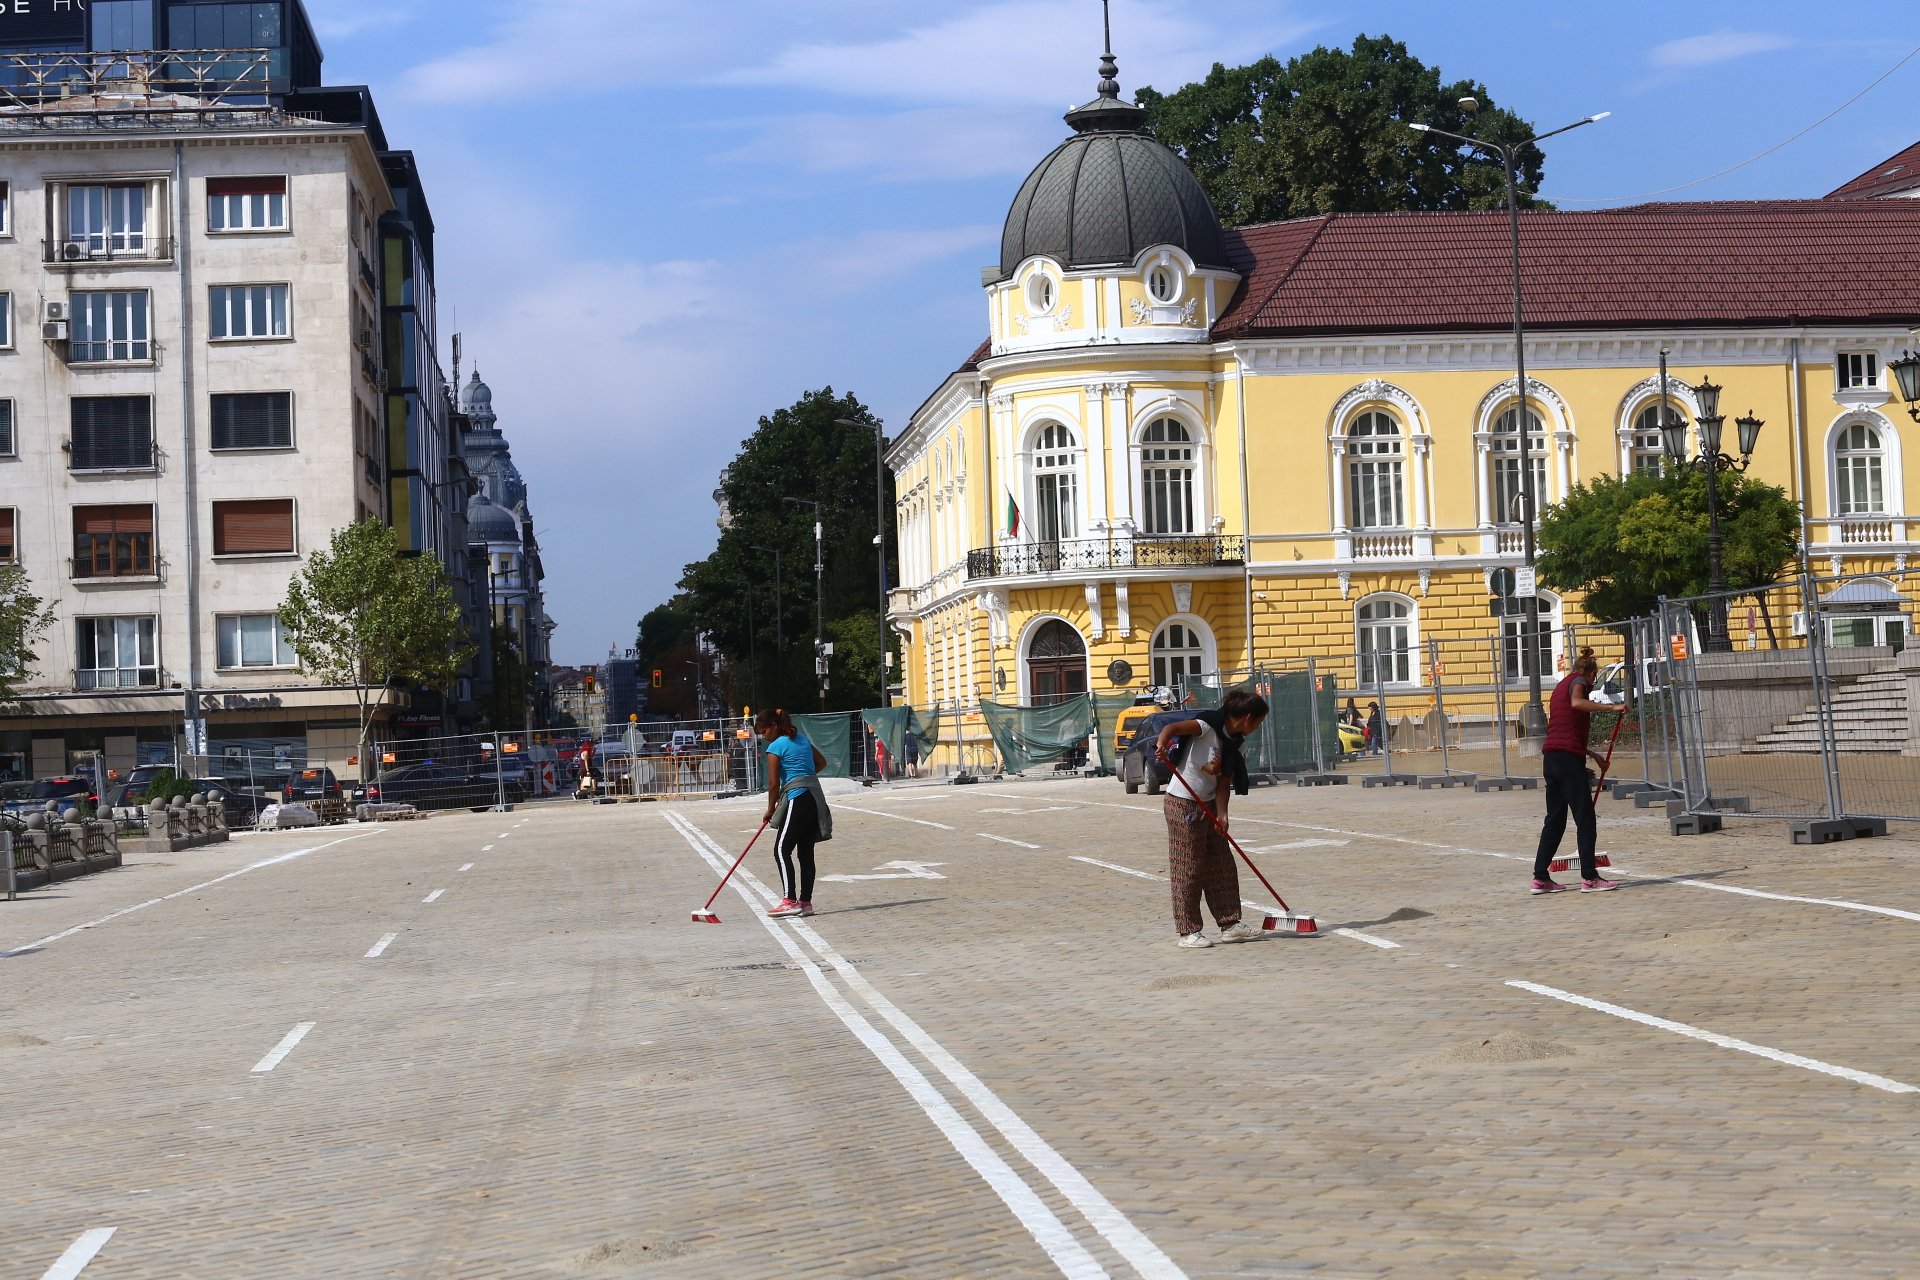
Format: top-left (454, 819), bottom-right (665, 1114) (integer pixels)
top-left (1327, 377), bottom-right (1429, 438)
top-left (1475, 376), bottom-right (1571, 433)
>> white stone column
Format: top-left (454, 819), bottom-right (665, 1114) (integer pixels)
top-left (1107, 382), bottom-right (1134, 529)
top-left (1083, 382), bottom-right (1109, 526)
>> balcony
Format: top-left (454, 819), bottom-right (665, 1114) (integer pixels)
top-left (71, 535), bottom-right (156, 581)
top-left (1350, 531), bottom-right (1416, 559)
top-left (966, 535), bottom-right (1243, 581)
top-left (44, 236), bottom-right (176, 267)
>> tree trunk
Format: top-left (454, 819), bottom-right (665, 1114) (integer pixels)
top-left (1756, 591), bottom-right (1781, 650)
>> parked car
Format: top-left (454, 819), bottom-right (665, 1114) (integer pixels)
top-left (197, 778), bottom-right (276, 829)
top-left (359, 763), bottom-right (529, 812)
top-left (1592, 658), bottom-right (1668, 707)
top-left (0, 780), bottom-right (33, 816)
top-left (2, 776), bottom-right (98, 816)
top-left (1117, 714), bottom-right (1172, 796)
top-left (282, 767), bottom-right (344, 804)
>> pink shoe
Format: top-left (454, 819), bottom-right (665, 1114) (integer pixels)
top-left (767, 898), bottom-right (805, 917)
top-left (797, 901), bottom-right (815, 917)
top-left (1530, 878), bottom-right (1571, 895)
top-left (1582, 878), bottom-right (1620, 892)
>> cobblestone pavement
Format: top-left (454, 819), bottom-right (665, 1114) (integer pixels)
top-left (5, 776), bottom-right (1920, 1277)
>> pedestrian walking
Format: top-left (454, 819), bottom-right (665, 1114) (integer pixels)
top-left (1340, 697), bottom-right (1361, 728)
top-left (756, 708), bottom-right (834, 918)
top-left (1365, 701), bottom-right (1384, 754)
top-left (902, 727), bottom-right (920, 778)
top-left (874, 735), bottom-right (889, 781)
top-left (1153, 688), bottom-right (1271, 948)
top-left (1531, 647), bottom-right (1618, 895)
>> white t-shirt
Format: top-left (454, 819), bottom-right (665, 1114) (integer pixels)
top-left (1174, 722), bottom-right (1223, 803)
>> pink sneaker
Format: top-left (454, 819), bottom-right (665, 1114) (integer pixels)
top-left (797, 901), bottom-right (815, 917)
top-left (767, 898), bottom-right (805, 917)
top-left (1530, 878), bottom-right (1571, 895)
top-left (1582, 878), bottom-right (1621, 893)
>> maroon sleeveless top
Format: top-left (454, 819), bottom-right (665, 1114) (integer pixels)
top-left (1543, 675), bottom-right (1591, 757)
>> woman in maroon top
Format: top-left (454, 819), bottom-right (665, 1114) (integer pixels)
top-left (1531, 648), bottom-right (1619, 894)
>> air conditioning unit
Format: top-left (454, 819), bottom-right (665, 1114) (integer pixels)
top-left (60, 241), bottom-right (88, 262)
top-left (357, 326), bottom-right (376, 352)
top-left (1790, 611), bottom-right (1808, 638)
top-left (43, 300), bottom-right (69, 323)
top-left (42, 320), bottom-right (69, 342)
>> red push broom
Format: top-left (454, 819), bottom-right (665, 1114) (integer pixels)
top-left (1165, 763), bottom-right (1317, 935)
top-left (690, 815), bottom-right (771, 924)
top-left (1547, 711), bottom-right (1625, 877)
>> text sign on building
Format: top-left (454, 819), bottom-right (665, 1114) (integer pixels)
top-left (0, 0), bottom-right (90, 46)
top-left (1513, 566), bottom-right (1538, 599)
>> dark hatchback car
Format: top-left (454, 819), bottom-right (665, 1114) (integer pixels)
top-left (2, 776), bottom-right (99, 816)
top-left (360, 763), bottom-right (528, 812)
top-left (281, 767), bottom-right (344, 804)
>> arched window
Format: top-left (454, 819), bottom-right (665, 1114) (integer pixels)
top-left (1630, 403), bottom-right (1682, 475)
top-left (1356, 596), bottom-right (1415, 686)
top-left (1346, 411), bottom-right (1405, 528)
top-left (1031, 422), bottom-right (1078, 542)
top-left (1501, 591), bottom-right (1560, 682)
top-left (1139, 418), bottom-right (1195, 535)
top-left (1151, 620), bottom-right (1208, 689)
top-left (1835, 421), bottom-right (1886, 514)
top-left (1490, 406), bottom-right (1548, 523)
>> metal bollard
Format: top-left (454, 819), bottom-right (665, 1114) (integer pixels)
top-left (3, 830), bottom-right (14, 901)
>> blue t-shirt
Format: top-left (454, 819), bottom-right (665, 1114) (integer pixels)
top-left (767, 734), bottom-right (817, 797)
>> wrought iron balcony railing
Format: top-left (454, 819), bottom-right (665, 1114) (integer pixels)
top-left (966, 535), bottom-right (1244, 580)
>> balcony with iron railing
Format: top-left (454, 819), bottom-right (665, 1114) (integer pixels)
top-left (966, 535), bottom-right (1244, 581)
top-left (43, 235), bottom-right (176, 266)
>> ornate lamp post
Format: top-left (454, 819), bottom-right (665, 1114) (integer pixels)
top-left (1888, 347), bottom-right (1920, 419)
top-left (1662, 375), bottom-right (1763, 652)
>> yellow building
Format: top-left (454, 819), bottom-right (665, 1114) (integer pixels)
top-left (886, 56), bottom-right (1920, 755)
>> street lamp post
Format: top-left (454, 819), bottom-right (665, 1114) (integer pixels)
top-left (837, 415), bottom-right (891, 709)
top-left (1661, 376), bottom-right (1763, 653)
top-left (783, 496), bottom-right (825, 708)
top-left (1409, 106), bottom-right (1608, 734)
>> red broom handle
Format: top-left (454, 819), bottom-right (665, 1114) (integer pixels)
top-left (702, 815), bottom-right (771, 912)
top-left (1591, 712), bottom-right (1626, 804)
top-left (1164, 760), bottom-right (1292, 914)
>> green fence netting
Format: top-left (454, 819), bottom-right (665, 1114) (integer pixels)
top-left (1092, 692), bottom-right (1137, 773)
top-left (1181, 673), bottom-right (1338, 774)
top-left (861, 706), bottom-right (910, 761)
top-left (792, 713), bottom-right (852, 778)
top-left (980, 696), bottom-right (1097, 775)
top-left (908, 707), bottom-right (940, 757)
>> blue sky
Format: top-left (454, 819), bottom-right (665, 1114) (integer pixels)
top-left (307, 0), bottom-right (1920, 665)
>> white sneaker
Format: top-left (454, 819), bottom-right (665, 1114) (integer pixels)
top-left (1218, 922), bottom-right (1259, 943)
top-left (1176, 931), bottom-right (1213, 949)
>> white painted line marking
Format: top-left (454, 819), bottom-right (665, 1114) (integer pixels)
top-left (497, 831), bottom-right (510, 838)
top-left (1071, 855), bottom-right (1164, 882)
top-left (837, 803), bottom-right (954, 830)
top-left (662, 813), bottom-right (1111, 1279)
top-left (981, 806), bottom-right (1077, 815)
top-left (250, 1022), bottom-right (316, 1074)
top-left (821, 861), bottom-right (947, 882)
top-left (482, 844), bottom-right (494, 851)
top-left (979, 833), bottom-right (1041, 849)
top-left (1656, 876), bottom-right (1920, 924)
top-left (458, 863), bottom-right (474, 872)
top-left (422, 889), bottom-right (444, 903)
top-left (364, 933), bottom-right (397, 959)
top-left (40, 1228), bottom-right (115, 1280)
top-left (2, 831), bottom-right (380, 961)
top-left (1248, 838), bottom-right (1349, 852)
top-left (1333, 927), bottom-right (1401, 950)
top-left (1510, 980), bottom-right (1918, 1094)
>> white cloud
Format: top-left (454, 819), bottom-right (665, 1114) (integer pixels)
top-left (1647, 31), bottom-right (1796, 70)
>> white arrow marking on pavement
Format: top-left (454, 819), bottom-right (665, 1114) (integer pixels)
top-left (1070, 855), bottom-right (1164, 882)
top-left (364, 933), bottom-right (397, 959)
top-left (40, 1228), bottom-right (115, 1280)
top-left (481, 844), bottom-right (494, 851)
top-left (820, 860), bottom-right (947, 882)
top-left (459, 863), bottom-right (474, 872)
top-left (979, 833), bottom-right (1040, 849)
top-left (1510, 981), bottom-right (1919, 1094)
top-left (422, 889), bottom-right (444, 903)
top-left (250, 1022), bottom-right (315, 1074)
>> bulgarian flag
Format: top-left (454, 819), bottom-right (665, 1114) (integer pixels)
top-left (1005, 490), bottom-right (1022, 538)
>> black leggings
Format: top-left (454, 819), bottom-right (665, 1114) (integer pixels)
top-left (775, 789), bottom-right (819, 902)
top-left (1534, 750), bottom-right (1598, 880)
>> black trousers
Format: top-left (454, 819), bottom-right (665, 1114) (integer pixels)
top-left (1533, 750), bottom-right (1598, 880)
top-left (775, 789), bottom-right (819, 902)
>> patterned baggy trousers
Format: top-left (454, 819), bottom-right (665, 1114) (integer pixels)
top-left (1164, 793), bottom-right (1242, 936)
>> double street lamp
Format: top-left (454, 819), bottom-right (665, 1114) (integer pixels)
top-left (1660, 375), bottom-right (1763, 653)
top-left (1409, 105), bottom-right (1608, 734)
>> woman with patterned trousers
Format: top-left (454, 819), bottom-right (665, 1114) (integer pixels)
top-left (1153, 689), bottom-right (1271, 949)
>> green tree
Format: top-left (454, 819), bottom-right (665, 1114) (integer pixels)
top-left (674, 388), bottom-right (895, 711)
top-left (0, 562), bottom-right (55, 710)
top-left (1136, 35), bottom-right (1545, 225)
top-left (278, 521), bottom-right (475, 773)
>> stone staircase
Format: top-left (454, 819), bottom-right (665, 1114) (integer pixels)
top-left (1744, 669), bottom-right (1910, 754)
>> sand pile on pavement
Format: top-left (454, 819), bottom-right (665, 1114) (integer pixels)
top-left (1420, 1030), bottom-right (1577, 1067)
top-left (1144, 974), bottom-right (1248, 992)
top-left (0, 1033), bottom-right (47, 1048)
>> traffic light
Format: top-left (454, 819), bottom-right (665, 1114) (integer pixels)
top-left (652, 668), bottom-right (663, 688)
top-left (583, 673), bottom-right (595, 694)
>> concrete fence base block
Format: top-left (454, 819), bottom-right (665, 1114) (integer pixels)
top-left (1791, 817), bottom-right (1890, 844)
top-left (1670, 811), bottom-right (1724, 835)
top-left (1474, 776), bottom-right (1539, 792)
top-left (1634, 788), bottom-right (1685, 808)
top-left (1608, 781), bottom-right (1659, 798)
top-left (1360, 774), bottom-right (1419, 788)
top-left (1417, 774), bottom-right (1476, 789)
top-left (1294, 773), bottom-right (1347, 787)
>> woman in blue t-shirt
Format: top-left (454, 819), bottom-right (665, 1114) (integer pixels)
top-left (756, 708), bottom-right (828, 917)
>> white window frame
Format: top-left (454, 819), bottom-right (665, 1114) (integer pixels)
top-left (206, 176), bottom-right (289, 233)
top-left (209, 389), bottom-right (297, 452)
top-left (1344, 410), bottom-right (1406, 529)
top-left (75, 615), bottom-right (158, 690)
top-left (1489, 405), bottom-right (1550, 525)
top-left (1025, 269), bottom-right (1056, 317)
top-left (1026, 420), bottom-right (1081, 544)
top-left (1834, 421), bottom-right (1886, 515)
top-left (0, 180), bottom-right (9, 238)
top-left (1824, 411), bottom-right (1906, 523)
top-left (0, 292), bottom-right (10, 350)
top-left (208, 283), bottom-right (291, 342)
top-left (69, 289), bottom-right (151, 363)
top-left (1837, 351), bottom-right (1881, 392)
top-left (0, 504), bottom-right (15, 563)
top-left (215, 613), bottom-right (298, 669)
top-left (1355, 593), bottom-right (1418, 688)
top-left (1500, 591), bottom-right (1562, 684)
top-left (1137, 417), bottom-right (1197, 536)
top-left (1146, 261), bottom-right (1182, 304)
top-left (1150, 615), bottom-right (1215, 690)
top-left (66, 181), bottom-right (150, 257)
top-left (210, 497), bottom-right (298, 559)
top-left (1627, 404), bottom-right (1673, 475)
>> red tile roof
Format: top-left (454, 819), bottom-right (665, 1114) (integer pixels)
top-left (1827, 141), bottom-right (1920, 200)
top-left (1214, 201), bottom-right (1920, 337)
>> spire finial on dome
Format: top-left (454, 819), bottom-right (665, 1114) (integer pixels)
top-left (1065, 0), bottom-right (1143, 132)
top-left (1096, 0), bottom-right (1119, 99)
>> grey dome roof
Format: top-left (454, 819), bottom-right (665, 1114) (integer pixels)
top-left (461, 369), bottom-right (494, 416)
top-left (466, 493), bottom-right (518, 542)
top-left (996, 55), bottom-right (1227, 283)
